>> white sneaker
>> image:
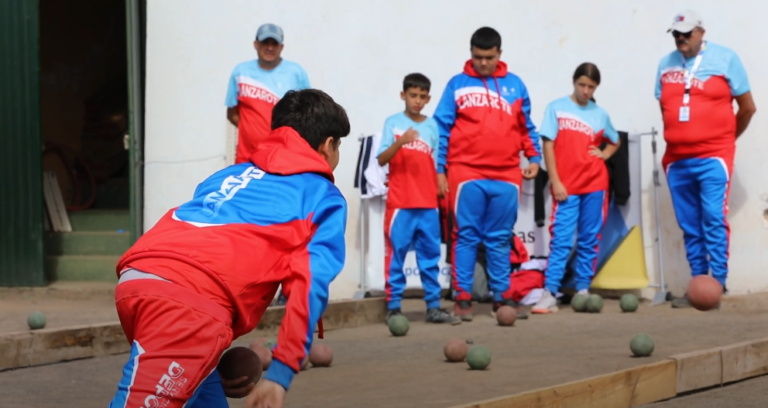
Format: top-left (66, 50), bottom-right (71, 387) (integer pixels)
top-left (531, 290), bottom-right (559, 314)
top-left (576, 289), bottom-right (589, 296)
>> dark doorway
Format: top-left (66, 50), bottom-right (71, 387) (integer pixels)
top-left (39, 0), bottom-right (132, 282)
top-left (40, 0), bottom-right (129, 213)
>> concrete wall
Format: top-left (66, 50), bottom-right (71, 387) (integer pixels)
top-left (144, 0), bottom-right (767, 300)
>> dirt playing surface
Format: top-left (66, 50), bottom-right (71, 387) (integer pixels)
top-left (0, 282), bottom-right (116, 334)
top-left (277, 299), bottom-right (768, 408)
top-left (3, 297), bottom-right (768, 408)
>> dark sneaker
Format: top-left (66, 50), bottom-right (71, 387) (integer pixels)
top-left (386, 308), bottom-right (402, 323)
top-left (426, 308), bottom-right (461, 325)
top-left (494, 298), bottom-right (529, 320)
top-left (276, 292), bottom-right (288, 306)
top-left (454, 300), bottom-right (474, 322)
top-left (671, 294), bottom-right (691, 309)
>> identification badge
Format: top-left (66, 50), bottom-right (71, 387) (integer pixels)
top-left (679, 106), bottom-right (690, 122)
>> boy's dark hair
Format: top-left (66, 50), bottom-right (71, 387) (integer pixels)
top-left (403, 73), bottom-right (431, 92)
top-left (271, 89), bottom-right (350, 149)
top-left (470, 27), bottom-right (502, 50)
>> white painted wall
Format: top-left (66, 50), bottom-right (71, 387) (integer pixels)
top-left (144, 0), bottom-right (768, 300)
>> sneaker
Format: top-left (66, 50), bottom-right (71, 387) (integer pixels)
top-left (386, 308), bottom-right (403, 322)
top-left (453, 300), bottom-right (473, 322)
top-left (531, 290), bottom-right (559, 314)
top-left (671, 294), bottom-right (691, 309)
top-left (493, 299), bottom-right (529, 320)
top-left (576, 289), bottom-right (589, 296)
top-left (276, 292), bottom-right (288, 306)
top-left (426, 308), bottom-right (461, 325)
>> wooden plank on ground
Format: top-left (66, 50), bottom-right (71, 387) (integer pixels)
top-left (671, 348), bottom-right (723, 393)
top-left (0, 323), bottom-right (128, 371)
top-left (721, 337), bottom-right (768, 384)
top-left (448, 360), bottom-right (677, 408)
top-left (254, 298), bottom-right (387, 335)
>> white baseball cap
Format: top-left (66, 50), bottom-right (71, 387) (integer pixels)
top-left (667, 10), bottom-right (704, 33)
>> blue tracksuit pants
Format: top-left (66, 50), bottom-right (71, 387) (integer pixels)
top-left (384, 208), bottom-right (442, 310)
top-left (666, 157), bottom-right (731, 286)
top-left (451, 180), bottom-right (518, 302)
top-left (545, 190), bottom-right (608, 293)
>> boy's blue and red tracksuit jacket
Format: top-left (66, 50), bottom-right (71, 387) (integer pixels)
top-left (433, 60), bottom-right (542, 302)
top-left (112, 126), bottom-right (347, 405)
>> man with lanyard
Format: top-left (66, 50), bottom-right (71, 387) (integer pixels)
top-left (655, 10), bottom-right (756, 308)
top-left (226, 23), bottom-right (311, 163)
top-left (226, 23), bottom-right (310, 306)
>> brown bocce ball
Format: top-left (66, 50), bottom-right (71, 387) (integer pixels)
top-left (309, 344), bottom-right (333, 367)
top-left (444, 338), bottom-right (469, 362)
top-left (496, 305), bottom-right (517, 326)
top-left (687, 275), bottom-right (723, 311)
top-left (217, 346), bottom-right (262, 384)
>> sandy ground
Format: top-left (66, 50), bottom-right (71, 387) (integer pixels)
top-left (2, 297), bottom-right (768, 408)
top-left (0, 282), bottom-right (117, 333)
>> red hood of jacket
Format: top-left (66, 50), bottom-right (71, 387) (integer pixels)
top-left (249, 126), bottom-right (335, 183)
top-left (463, 59), bottom-right (508, 78)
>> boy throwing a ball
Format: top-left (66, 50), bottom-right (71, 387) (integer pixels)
top-left (108, 89), bottom-right (349, 408)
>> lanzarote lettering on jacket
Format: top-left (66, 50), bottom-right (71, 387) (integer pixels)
top-left (454, 86), bottom-right (513, 116)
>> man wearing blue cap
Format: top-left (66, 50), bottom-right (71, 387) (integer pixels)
top-left (226, 23), bottom-right (311, 163)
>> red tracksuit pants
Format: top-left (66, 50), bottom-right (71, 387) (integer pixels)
top-left (109, 279), bottom-right (233, 408)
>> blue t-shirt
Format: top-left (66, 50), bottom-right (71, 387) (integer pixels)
top-left (225, 59), bottom-right (311, 108)
top-left (654, 41), bottom-right (749, 100)
top-left (224, 59), bottom-right (310, 163)
top-left (378, 112), bottom-right (440, 166)
top-left (654, 42), bottom-right (750, 168)
top-left (377, 112), bottom-right (441, 209)
top-left (539, 96), bottom-right (618, 195)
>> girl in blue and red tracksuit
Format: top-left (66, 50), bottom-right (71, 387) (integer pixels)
top-left (108, 90), bottom-right (349, 408)
top-left (531, 63), bottom-right (620, 314)
top-left (433, 27), bottom-right (542, 322)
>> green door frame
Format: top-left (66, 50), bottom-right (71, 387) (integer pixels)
top-left (126, 0), bottom-right (145, 243)
top-left (0, 0), bottom-right (46, 286)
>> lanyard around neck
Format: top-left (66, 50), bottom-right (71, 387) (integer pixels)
top-left (681, 41), bottom-right (706, 105)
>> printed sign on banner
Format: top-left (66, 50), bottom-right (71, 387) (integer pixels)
top-left (516, 176), bottom-right (551, 257)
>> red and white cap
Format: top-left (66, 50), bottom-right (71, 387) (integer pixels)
top-left (668, 10), bottom-right (704, 33)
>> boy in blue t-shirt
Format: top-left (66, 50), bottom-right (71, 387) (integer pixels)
top-left (377, 73), bottom-right (460, 325)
